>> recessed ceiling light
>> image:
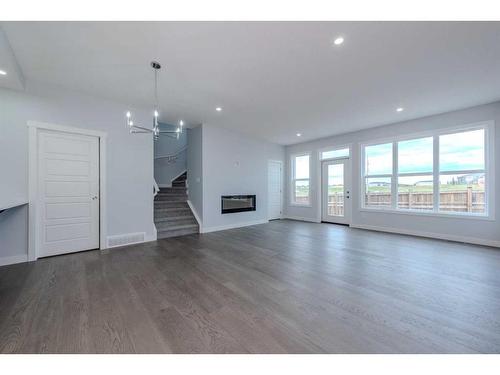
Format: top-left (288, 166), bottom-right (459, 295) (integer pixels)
top-left (296, 133), bottom-right (302, 137)
top-left (333, 36), bottom-right (344, 46)
top-left (0, 70), bottom-right (7, 75)
top-left (215, 107), bottom-right (222, 112)
top-left (396, 107), bottom-right (404, 112)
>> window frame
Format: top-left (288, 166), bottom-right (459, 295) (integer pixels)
top-left (362, 142), bottom-right (394, 209)
top-left (319, 144), bottom-right (351, 161)
top-left (290, 152), bottom-right (312, 207)
top-left (360, 121), bottom-right (495, 220)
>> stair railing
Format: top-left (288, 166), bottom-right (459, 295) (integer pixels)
top-left (153, 178), bottom-right (160, 198)
top-left (154, 146), bottom-right (187, 164)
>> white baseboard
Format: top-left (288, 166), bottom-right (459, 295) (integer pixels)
top-left (0, 254), bottom-right (29, 267)
top-left (186, 200), bottom-right (202, 227)
top-left (350, 224), bottom-right (500, 248)
top-left (150, 225), bottom-right (158, 242)
top-left (283, 215), bottom-right (321, 223)
top-left (201, 219), bottom-right (269, 234)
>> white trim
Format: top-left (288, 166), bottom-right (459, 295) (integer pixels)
top-left (351, 223), bottom-right (500, 248)
top-left (268, 159), bottom-right (284, 220)
top-left (201, 219), bottom-right (268, 234)
top-left (158, 183), bottom-right (172, 188)
top-left (359, 207), bottom-right (495, 221)
top-left (28, 121), bottom-right (108, 261)
top-left (0, 254), bottom-right (29, 267)
top-left (284, 215), bottom-right (321, 223)
top-left (28, 121), bottom-right (107, 137)
top-left (187, 200), bottom-right (203, 227)
top-left (289, 203), bottom-right (312, 208)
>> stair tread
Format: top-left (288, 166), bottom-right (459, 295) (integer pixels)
top-left (155, 206), bottom-right (190, 211)
top-left (157, 223), bottom-right (198, 232)
top-left (155, 194), bottom-right (187, 197)
top-left (154, 215), bottom-right (195, 221)
top-left (156, 220), bottom-right (197, 229)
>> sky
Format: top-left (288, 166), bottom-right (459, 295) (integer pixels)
top-left (294, 129), bottom-right (485, 187)
top-left (365, 129), bottom-right (484, 176)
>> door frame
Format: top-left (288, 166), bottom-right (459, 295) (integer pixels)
top-left (319, 156), bottom-right (352, 225)
top-left (28, 121), bottom-right (108, 261)
top-left (268, 159), bottom-right (283, 220)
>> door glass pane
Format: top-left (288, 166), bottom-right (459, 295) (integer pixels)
top-left (398, 137), bottom-right (433, 173)
top-left (294, 180), bottom-right (310, 204)
top-left (439, 129), bottom-right (485, 172)
top-left (398, 175), bottom-right (433, 210)
top-left (327, 164), bottom-right (344, 217)
top-left (439, 173), bottom-right (485, 214)
top-left (365, 143), bottom-right (392, 175)
top-left (365, 177), bottom-right (391, 208)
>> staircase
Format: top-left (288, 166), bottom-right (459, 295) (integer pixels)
top-left (154, 172), bottom-right (199, 239)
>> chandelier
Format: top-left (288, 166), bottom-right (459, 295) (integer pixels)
top-left (126, 61), bottom-right (183, 140)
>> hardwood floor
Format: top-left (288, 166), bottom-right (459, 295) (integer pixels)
top-left (1, 219), bottom-right (500, 353)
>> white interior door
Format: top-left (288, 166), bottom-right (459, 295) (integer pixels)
top-left (38, 130), bottom-right (100, 257)
top-left (268, 160), bottom-right (282, 220)
top-left (322, 158), bottom-right (351, 224)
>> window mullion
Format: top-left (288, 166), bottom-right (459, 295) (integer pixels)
top-left (392, 142), bottom-right (398, 209)
top-left (433, 135), bottom-right (439, 212)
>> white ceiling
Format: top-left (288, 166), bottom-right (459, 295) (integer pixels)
top-left (1, 21), bottom-right (500, 145)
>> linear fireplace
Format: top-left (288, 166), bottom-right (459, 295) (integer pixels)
top-left (221, 195), bottom-right (256, 214)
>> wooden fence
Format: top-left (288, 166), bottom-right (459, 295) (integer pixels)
top-left (326, 188), bottom-right (485, 214)
top-left (362, 187), bottom-right (485, 212)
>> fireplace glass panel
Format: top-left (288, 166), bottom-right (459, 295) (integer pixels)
top-left (221, 195), bottom-right (256, 214)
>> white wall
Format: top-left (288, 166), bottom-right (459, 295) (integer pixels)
top-left (285, 101), bottom-right (500, 247)
top-left (187, 125), bottom-right (203, 221)
top-left (0, 205), bottom-right (28, 266)
top-left (154, 122), bottom-right (187, 187)
top-left (0, 82), bottom-right (155, 264)
top-left (201, 124), bottom-right (285, 232)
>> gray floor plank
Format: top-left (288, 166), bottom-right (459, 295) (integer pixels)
top-left (1, 219), bottom-right (500, 353)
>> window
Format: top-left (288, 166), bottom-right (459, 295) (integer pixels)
top-left (321, 147), bottom-right (349, 160)
top-left (397, 137), bottom-right (433, 210)
top-left (291, 154), bottom-right (310, 205)
top-left (361, 124), bottom-right (491, 217)
top-left (363, 143), bottom-right (392, 208)
top-left (439, 129), bottom-right (485, 214)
